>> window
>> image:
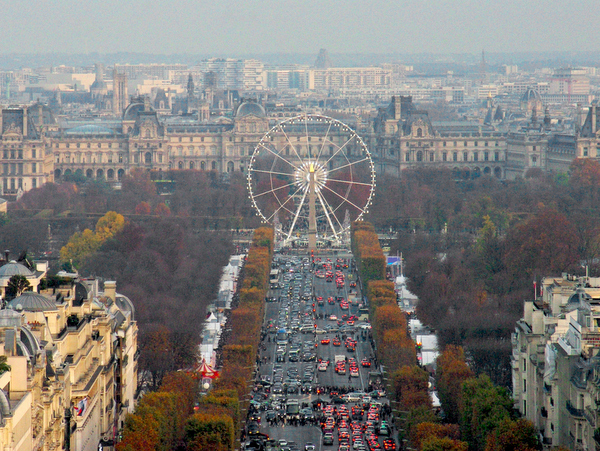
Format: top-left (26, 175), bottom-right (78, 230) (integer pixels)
top-left (523, 379), bottom-right (526, 393)
top-left (2, 164), bottom-right (7, 175)
top-left (485, 142), bottom-right (488, 147)
top-left (405, 153), bottom-right (409, 162)
top-left (474, 152), bottom-right (478, 162)
top-left (533, 146), bottom-right (537, 151)
top-left (32, 148), bottom-right (36, 158)
top-left (453, 152), bottom-right (458, 162)
top-left (429, 153), bottom-right (434, 162)
top-left (119, 154), bottom-right (123, 163)
top-left (495, 152), bottom-right (499, 161)
top-left (417, 151), bottom-right (423, 162)
top-left (443, 152), bottom-right (447, 162)
top-left (443, 142), bottom-right (447, 147)
top-left (32, 163), bottom-right (36, 173)
top-left (416, 128), bottom-right (423, 137)
top-left (145, 152), bottom-right (152, 164)
top-left (2, 150), bottom-right (6, 159)
top-left (484, 152), bottom-right (489, 161)
top-left (464, 141), bottom-right (468, 147)
top-left (474, 141), bottom-right (478, 147)
top-left (32, 178), bottom-right (36, 188)
top-left (453, 141), bottom-right (457, 147)
top-left (76, 143), bottom-right (80, 148)
top-left (463, 152), bottom-right (468, 161)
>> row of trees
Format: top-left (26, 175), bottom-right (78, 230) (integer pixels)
top-left (117, 372), bottom-right (238, 451)
top-left (365, 160), bottom-right (600, 386)
top-left (16, 169), bottom-right (256, 226)
top-left (434, 345), bottom-right (540, 451)
top-left (352, 221), bottom-right (541, 450)
top-left (351, 221), bottom-right (415, 374)
top-left (117, 227), bottom-right (272, 451)
top-left (209, 227), bottom-right (273, 447)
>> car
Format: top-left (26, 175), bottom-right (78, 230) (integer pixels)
top-left (333, 338), bottom-right (342, 346)
top-left (321, 338), bottom-right (331, 345)
top-left (305, 443), bottom-right (316, 451)
top-left (323, 433), bottom-right (334, 446)
top-left (382, 439), bottom-right (396, 450)
top-left (329, 315), bottom-right (338, 321)
top-left (361, 358), bottom-right (371, 367)
top-left (318, 362), bottom-right (328, 371)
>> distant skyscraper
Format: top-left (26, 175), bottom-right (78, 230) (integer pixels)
top-left (314, 49), bottom-right (333, 69)
top-left (479, 49), bottom-right (487, 84)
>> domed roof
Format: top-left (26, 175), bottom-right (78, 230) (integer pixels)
top-left (521, 88), bottom-right (542, 102)
top-left (236, 101), bottom-right (266, 118)
top-left (0, 261), bottom-right (33, 278)
top-left (8, 292), bottom-right (56, 312)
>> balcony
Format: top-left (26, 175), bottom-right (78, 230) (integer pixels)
top-left (566, 400), bottom-right (585, 418)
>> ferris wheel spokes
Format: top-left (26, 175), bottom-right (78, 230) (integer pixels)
top-left (277, 123), bottom-right (305, 165)
top-left (287, 188), bottom-right (308, 240)
top-left (317, 190), bottom-right (341, 239)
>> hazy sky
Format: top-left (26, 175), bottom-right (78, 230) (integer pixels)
top-left (2, 0), bottom-right (598, 55)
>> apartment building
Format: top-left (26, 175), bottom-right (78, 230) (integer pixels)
top-left (513, 274), bottom-right (600, 450)
top-left (0, 260), bottom-right (137, 451)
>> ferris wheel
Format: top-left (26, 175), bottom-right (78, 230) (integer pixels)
top-left (247, 114), bottom-right (376, 248)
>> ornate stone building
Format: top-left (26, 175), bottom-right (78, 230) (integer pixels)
top-left (0, 261), bottom-right (138, 451)
top-left (370, 96), bottom-right (506, 178)
top-left (3, 95), bottom-right (600, 197)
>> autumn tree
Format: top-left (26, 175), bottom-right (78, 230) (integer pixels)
top-left (59, 228), bottom-right (101, 268)
top-left (484, 419), bottom-right (541, 451)
top-left (393, 365), bottom-right (432, 411)
top-left (436, 345), bottom-right (473, 423)
top-left (95, 211), bottom-right (125, 241)
top-left (413, 423), bottom-right (462, 451)
top-left (135, 201), bottom-right (152, 215)
top-left (155, 202), bottom-right (171, 217)
top-left (504, 208), bottom-right (580, 280)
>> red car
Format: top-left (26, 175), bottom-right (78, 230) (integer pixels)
top-left (361, 358), bottom-right (371, 367)
top-left (321, 338), bottom-right (331, 345)
top-left (383, 439), bottom-right (396, 450)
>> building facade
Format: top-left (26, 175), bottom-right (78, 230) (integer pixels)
top-left (0, 260), bottom-right (137, 451)
top-left (513, 274), bottom-right (600, 450)
top-left (3, 94), bottom-right (600, 197)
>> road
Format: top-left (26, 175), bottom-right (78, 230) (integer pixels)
top-left (245, 251), bottom-right (396, 451)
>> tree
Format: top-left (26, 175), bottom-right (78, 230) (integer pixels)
top-left (484, 419), bottom-right (541, 451)
top-left (504, 208), bottom-right (580, 279)
top-left (422, 437), bottom-right (468, 451)
top-left (59, 228), bottom-right (101, 268)
top-left (461, 375), bottom-right (514, 451)
top-left (393, 365), bottom-right (432, 411)
top-left (154, 202), bottom-right (171, 217)
top-left (436, 345), bottom-right (473, 423)
top-left (95, 211), bottom-right (125, 241)
top-left (0, 356), bottom-right (11, 375)
top-left (413, 423), bottom-right (462, 451)
top-left (135, 201), bottom-right (152, 215)
top-left (6, 275), bottom-right (31, 298)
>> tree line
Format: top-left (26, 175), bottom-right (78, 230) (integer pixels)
top-left (352, 221), bottom-right (541, 450)
top-left (365, 160), bottom-right (600, 386)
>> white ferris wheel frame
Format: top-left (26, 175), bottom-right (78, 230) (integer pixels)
top-left (247, 113), bottom-right (376, 244)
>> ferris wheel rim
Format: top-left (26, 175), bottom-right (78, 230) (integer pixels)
top-left (247, 113), bottom-right (376, 238)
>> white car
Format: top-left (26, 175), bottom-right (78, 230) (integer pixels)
top-left (318, 362), bottom-right (328, 372)
top-left (329, 315), bottom-right (338, 321)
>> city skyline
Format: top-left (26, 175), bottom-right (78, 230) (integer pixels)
top-left (2, 0), bottom-right (599, 56)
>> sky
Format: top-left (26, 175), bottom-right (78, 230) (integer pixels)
top-left (1, 0), bottom-right (598, 56)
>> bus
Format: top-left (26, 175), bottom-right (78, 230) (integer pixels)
top-left (276, 328), bottom-right (288, 345)
top-left (269, 269), bottom-right (280, 284)
top-left (358, 307), bottom-right (369, 322)
top-left (286, 399), bottom-right (300, 419)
